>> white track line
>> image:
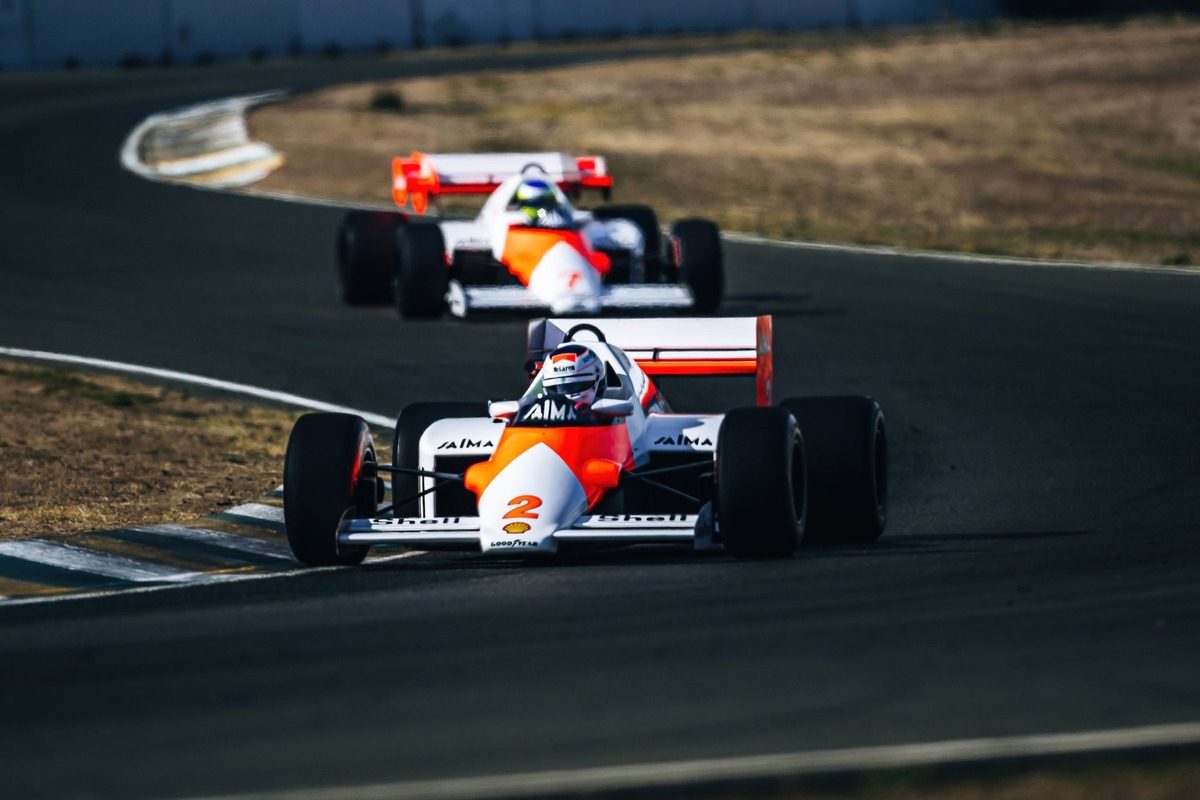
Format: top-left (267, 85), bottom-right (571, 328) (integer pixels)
top-left (722, 231), bottom-right (1200, 277)
top-left (0, 541), bottom-right (200, 583)
top-left (135, 525), bottom-right (293, 560)
top-left (0, 347), bottom-right (394, 428)
top-left (185, 721), bottom-right (1200, 800)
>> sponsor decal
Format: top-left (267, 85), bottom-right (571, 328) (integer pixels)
top-left (592, 514), bottom-right (690, 523)
top-left (503, 495), bottom-right (542, 520)
top-left (437, 438), bottom-right (495, 450)
top-left (503, 521), bottom-right (531, 535)
top-left (368, 517), bottom-right (463, 526)
top-left (521, 400), bottom-right (579, 422)
top-left (550, 352), bottom-right (578, 364)
top-left (489, 539), bottom-right (539, 548)
top-left (653, 434), bottom-right (714, 447)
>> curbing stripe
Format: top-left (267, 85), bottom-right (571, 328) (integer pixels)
top-left (104, 529), bottom-right (287, 568)
top-left (0, 540), bottom-right (201, 583)
top-left (134, 524), bottom-right (293, 561)
top-left (0, 550), bottom-right (428, 609)
top-left (0, 553), bottom-right (130, 590)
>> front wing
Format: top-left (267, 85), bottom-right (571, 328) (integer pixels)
top-left (339, 514), bottom-right (701, 548)
top-left (446, 283), bottom-right (694, 317)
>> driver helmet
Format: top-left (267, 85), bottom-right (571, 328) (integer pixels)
top-left (541, 343), bottom-right (606, 408)
top-left (513, 178), bottom-right (569, 226)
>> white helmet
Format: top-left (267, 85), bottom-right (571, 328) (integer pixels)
top-left (541, 343), bottom-right (605, 408)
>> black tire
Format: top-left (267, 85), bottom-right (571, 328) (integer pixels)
top-left (391, 401), bottom-right (488, 517)
top-left (283, 413), bottom-right (374, 566)
top-left (669, 219), bottom-right (724, 313)
top-left (779, 396), bottom-right (887, 544)
top-left (592, 204), bottom-right (663, 282)
top-left (337, 211), bottom-right (401, 305)
top-left (395, 223), bottom-right (448, 319)
top-left (716, 407), bottom-right (806, 558)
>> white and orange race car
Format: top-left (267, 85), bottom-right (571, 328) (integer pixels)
top-left (336, 152), bottom-right (724, 318)
top-left (283, 317), bottom-right (888, 563)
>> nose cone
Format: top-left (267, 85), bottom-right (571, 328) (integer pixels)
top-left (477, 443), bottom-right (587, 554)
top-left (527, 241), bottom-right (604, 315)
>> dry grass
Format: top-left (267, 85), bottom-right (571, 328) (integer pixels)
top-left (0, 360), bottom-right (296, 539)
top-left (250, 17), bottom-right (1200, 265)
top-left (706, 755), bottom-right (1200, 800)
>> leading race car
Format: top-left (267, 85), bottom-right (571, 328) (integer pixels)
top-left (283, 316), bottom-right (888, 564)
top-left (336, 152), bottom-right (723, 318)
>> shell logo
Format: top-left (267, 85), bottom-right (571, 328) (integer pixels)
top-left (503, 521), bottom-right (532, 535)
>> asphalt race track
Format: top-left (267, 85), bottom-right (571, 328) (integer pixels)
top-left (1, 50), bottom-right (1199, 800)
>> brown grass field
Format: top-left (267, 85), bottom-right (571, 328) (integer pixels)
top-left (0, 360), bottom-right (297, 539)
top-left (250, 17), bottom-right (1200, 265)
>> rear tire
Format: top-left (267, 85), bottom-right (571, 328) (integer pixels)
top-left (283, 413), bottom-right (374, 566)
top-left (716, 407), bottom-right (806, 558)
top-left (391, 402), bottom-right (488, 517)
top-left (780, 396), bottom-right (887, 544)
top-left (669, 219), bottom-right (724, 313)
top-left (395, 223), bottom-right (448, 319)
top-left (337, 211), bottom-right (401, 305)
top-left (592, 204), bottom-right (663, 282)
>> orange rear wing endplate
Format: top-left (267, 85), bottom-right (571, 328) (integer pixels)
top-left (528, 316), bottom-right (774, 406)
top-left (392, 151), bottom-right (613, 214)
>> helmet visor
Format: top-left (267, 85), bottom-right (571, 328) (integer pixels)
top-left (548, 378), bottom-right (596, 397)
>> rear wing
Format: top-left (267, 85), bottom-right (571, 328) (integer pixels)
top-left (392, 151), bottom-right (613, 214)
top-left (527, 316), bottom-right (774, 406)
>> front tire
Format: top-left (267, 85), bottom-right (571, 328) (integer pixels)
top-left (669, 219), bottom-right (724, 313)
top-left (338, 211), bottom-right (401, 305)
top-left (780, 396), bottom-right (887, 544)
top-left (283, 413), bottom-right (375, 566)
top-left (716, 407), bottom-right (806, 558)
top-left (592, 204), bottom-right (664, 282)
top-left (395, 223), bottom-right (448, 319)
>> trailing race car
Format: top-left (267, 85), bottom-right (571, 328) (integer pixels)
top-left (283, 316), bottom-right (888, 564)
top-left (336, 152), bottom-right (723, 318)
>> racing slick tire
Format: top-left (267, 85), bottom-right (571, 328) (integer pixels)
top-left (283, 413), bottom-right (375, 566)
top-left (670, 219), bottom-right (724, 314)
top-left (395, 223), bottom-right (448, 319)
top-left (592, 204), bottom-right (663, 282)
top-left (391, 401), bottom-right (488, 517)
top-left (716, 407), bottom-right (806, 558)
top-left (337, 211), bottom-right (400, 305)
top-left (780, 396), bottom-right (887, 544)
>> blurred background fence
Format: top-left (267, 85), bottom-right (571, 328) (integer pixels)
top-left (0, 0), bottom-right (1195, 71)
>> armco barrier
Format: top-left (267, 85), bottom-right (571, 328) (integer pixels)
top-left (0, 0), bottom-right (996, 71)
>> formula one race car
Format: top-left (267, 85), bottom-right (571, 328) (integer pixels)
top-left (336, 152), bottom-right (723, 318)
top-left (283, 317), bottom-right (887, 564)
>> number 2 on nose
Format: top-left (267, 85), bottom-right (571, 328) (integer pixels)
top-left (504, 495), bottom-right (542, 519)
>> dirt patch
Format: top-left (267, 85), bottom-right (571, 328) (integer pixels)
top-left (249, 17), bottom-right (1200, 265)
top-left (0, 360), bottom-right (297, 539)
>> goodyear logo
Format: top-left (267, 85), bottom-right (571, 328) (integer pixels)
top-left (503, 521), bottom-right (531, 535)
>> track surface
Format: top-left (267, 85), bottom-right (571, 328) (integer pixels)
top-left (1, 51), bottom-right (1199, 799)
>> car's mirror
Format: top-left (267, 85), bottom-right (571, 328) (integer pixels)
top-left (592, 397), bottom-right (635, 418)
top-left (488, 400), bottom-right (520, 421)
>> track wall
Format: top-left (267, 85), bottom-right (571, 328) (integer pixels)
top-left (0, 0), bottom-right (997, 70)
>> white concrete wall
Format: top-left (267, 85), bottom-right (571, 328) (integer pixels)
top-left (7, 0), bottom-right (999, 70)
